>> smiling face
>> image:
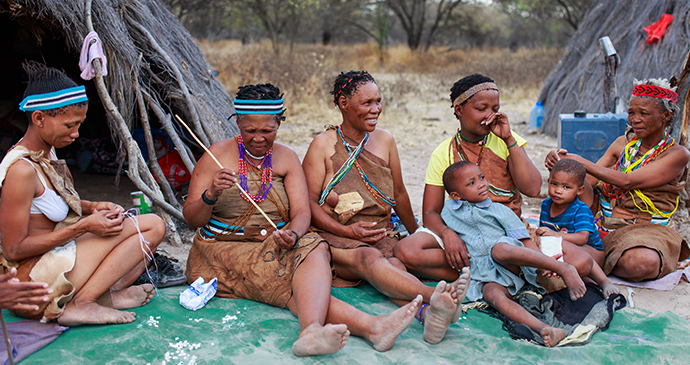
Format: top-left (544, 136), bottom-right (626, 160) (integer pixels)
top-left (455, 89), bottom-right (500, 140)
top-left (33, 105), bottom-right (87, 149)
top-left (547, 170), bottom-right (584, 207)
top-left (628, 97), bottom-right (671, 141)
top-left (339, 81), bottom-right (382, 134)
top-left (236, 114), bottom-right (280, 157)
top-left (448, 164), bottom-right (489, 203)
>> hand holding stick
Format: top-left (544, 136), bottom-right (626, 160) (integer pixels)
top-left (175, 115), bottom-right (277, 229)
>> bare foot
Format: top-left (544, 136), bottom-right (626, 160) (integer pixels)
top-left (369, 295), bottom-right (422, 351)
top-left (292, 323), bottom-right (349, 356)
top-left (450, 267), bottom-right (470, 323)
top-left (58, 300), bottom-right (136, 327)
top-left (423, 281), bottom-right (457, 344)
top-left (540, 326), bottom-right (565, 347)
top-left (112, 284), bottom-right (156, 309)
top-left (559, 264), bottom-right (587, 301)
top-left (601, 280), bottom-right (620, 299)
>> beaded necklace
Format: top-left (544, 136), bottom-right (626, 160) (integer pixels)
top-left (318, 126), bottom-right (397, 208)
top-left (338, 126), bottom-right (396, 207)
top-left (455, 129), bottom-right (488, 166)
top-left (602, 132), bottom-right (674, 199)
top-left (454, 130), bottom-right (518, 198)
top-left (237, 135), bottom-right (273, 202)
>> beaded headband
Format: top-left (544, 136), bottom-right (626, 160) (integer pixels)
top-left (233, 97), bottom-right (285, 115)
top-left (19, 85), bottom-right (88, 112)
top-left (333, 72), bottom-right (371, 105)
top-left (632, 84), bottom-right (678, 104)
top-left (452, 82), bottom-right (499, 107)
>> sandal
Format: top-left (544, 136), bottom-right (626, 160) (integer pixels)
top-left (133, 253), bottom-right (188, 288)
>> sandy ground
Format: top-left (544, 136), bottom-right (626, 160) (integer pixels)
top-left (73, 91), bottom-right (690, 321)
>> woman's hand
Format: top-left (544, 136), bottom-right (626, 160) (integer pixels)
top-left (486, 112), bottom-right (512, 140)
top-left (441, 228), bottom-right (470, 270)
top-left (273, 229), bottom-right (297, 250)
top-left (83, 209), bottom-right (124, 237)
top-left (0, 267), bottom-right (52, 311)
top-left (348, 221), bottom-right (387, 243)
top-left (208, 168), bottom-right (238, 199)
top-left (92, 201), bottom-right (124, 215)
top-left (545, 148), bottom-right (568, 170)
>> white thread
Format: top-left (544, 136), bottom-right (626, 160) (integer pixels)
top-left (123, 209), bottom-right (157, 291)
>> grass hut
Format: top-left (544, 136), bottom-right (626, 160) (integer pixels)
top-left (538, 0), bottom-right (690, 144)
top-left (1, 0), bottom-right (239, 242)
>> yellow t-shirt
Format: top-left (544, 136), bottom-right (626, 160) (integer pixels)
top-left (424, 131), bottom-right (527, 187)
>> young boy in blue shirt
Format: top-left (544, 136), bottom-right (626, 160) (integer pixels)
top-left (537, 159), bottom-right (619, 298)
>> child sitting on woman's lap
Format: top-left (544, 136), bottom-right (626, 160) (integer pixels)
top-left (536, 158), bottom-right (619, 298)
top-left (440, 161), bottom-right (586, 347)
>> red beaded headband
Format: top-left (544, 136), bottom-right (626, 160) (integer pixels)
top-left (333, 72), bottom-right (371, 106)
top-left (632, 84), bottom-right (678, 104)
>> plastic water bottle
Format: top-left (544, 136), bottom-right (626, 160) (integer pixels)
top-left (529, 100), bottom-right (545, 130)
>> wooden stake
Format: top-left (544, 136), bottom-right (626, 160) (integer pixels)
top-left (174, 115), bottom-right (278, 229)
top-left (1, 312), bottom-right (14, 365)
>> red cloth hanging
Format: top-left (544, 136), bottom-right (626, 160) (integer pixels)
top-left (644, 14), bottom-right (673, 45)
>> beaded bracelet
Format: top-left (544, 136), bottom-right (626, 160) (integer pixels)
top-left (201, 189), bottom-right (219, 205)
top-left (506, 140), bottom-right (518, 149)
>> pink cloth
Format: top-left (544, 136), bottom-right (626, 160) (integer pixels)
top-left (608, 265), bottom-right (690, 291)
top-left (78, 31), bottom-right (108, 80)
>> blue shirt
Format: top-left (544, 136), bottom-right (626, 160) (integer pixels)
top-left (539, 197), bottom-right (603, 250)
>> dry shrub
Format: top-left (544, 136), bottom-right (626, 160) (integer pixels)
top-left (200, 40), bottom-right (563, 104)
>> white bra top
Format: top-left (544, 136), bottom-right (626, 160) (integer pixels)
top-left (22, 158), bottom-right (70, 222)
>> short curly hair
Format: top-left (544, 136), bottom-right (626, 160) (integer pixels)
top-left (331, 71), bottom-right (376, 106)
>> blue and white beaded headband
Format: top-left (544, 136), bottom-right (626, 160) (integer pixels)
top-left (233, 97), bottom-right (285, 115)
top-left (19, 85), bottom-right (88, 112)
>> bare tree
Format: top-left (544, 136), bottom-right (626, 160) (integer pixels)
top-left (239, 0), bottom-right (318, 54)
top-left (383, 0), bottom-right (463, 51)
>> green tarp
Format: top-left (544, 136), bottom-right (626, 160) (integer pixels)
top-left (8, 284), bottom-right (690, 364)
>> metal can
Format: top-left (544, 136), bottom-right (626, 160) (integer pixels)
top-left (131, 191), bottom-right (152, 214)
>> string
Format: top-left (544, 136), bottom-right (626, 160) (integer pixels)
top-left (122, 209), bottom-right (157, 292)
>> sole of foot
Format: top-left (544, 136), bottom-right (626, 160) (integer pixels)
top-left (292, 323), bottom-right (350, 357)
top-left (370, 294), bottom-right (422, 351)
top-left (423, 280), bottom-right (457, 344)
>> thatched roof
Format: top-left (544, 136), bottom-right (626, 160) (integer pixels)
top-left (6, 0), bottom-right (240, 243)
top-left (538, 0), bottom-right (690, 141)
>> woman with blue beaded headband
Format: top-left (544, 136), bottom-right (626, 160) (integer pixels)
top-left (184, 83), bottom-right (423, 356)
top-left (0, 62), bottom-right (165, 326)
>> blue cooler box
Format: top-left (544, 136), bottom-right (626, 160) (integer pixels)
top-left (558, 112), bottom-right (628, 162)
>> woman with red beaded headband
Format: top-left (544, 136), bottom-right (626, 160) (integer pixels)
top-left (545, 78), bottom-right (690, 282)
top-left (303, 71), bottom-right (472, 345)
top-left (184, 82), bottom-right (427, 356)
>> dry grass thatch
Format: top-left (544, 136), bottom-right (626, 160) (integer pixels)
top-left (538, 0), bottom-right (690, 142)
top-left (8, 0), bottom-right (239, 243)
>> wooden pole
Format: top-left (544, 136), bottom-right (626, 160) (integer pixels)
top-left (174, 115), bottom-right (278, 229)
top-left (1, 312), bottom-right (14, 365)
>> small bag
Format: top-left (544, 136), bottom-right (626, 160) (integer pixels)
top-left (179, 277), bottom-right (217, 311)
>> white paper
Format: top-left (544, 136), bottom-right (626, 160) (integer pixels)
top-left (540, 236), bottom-right (564, 262)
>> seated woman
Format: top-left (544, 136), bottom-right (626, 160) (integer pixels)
top-left (302, 71), bottom-right (469, 345)
top-left (546, 78), bottom-right (690, 282)
top-left (394, 74), bottom-right (542, 282)
top-left (0, 62), bottom-right (165, 326)
top-left (183, 83), bottom-right (421, 356)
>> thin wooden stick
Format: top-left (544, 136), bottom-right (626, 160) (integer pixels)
top-left (174, 115), bottom-right (277, 229)
top-left (1, 312), bottom-right (14, 365)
